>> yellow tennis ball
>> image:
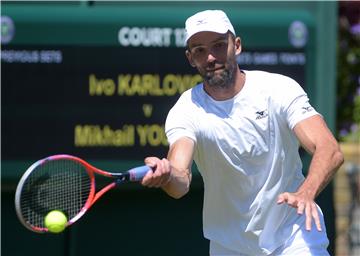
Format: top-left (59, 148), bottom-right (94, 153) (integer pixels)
top-left (44, 210), bottom-right (68, 233)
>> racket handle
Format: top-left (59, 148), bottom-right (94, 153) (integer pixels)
top-left (128, 165), bottom-right (151, 181)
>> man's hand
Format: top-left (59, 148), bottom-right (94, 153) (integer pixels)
top-left (277, 191), bottom-right (322, 231)
top-left (141, 157), bottom-right (172, 188)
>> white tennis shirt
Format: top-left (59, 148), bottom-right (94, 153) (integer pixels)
top-left (165, 70), bottom-right (320, 255)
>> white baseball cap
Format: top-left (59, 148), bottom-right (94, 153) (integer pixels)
top-left (185, 10), bottom-right (236, 43)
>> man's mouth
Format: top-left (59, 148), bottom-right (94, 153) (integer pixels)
top-left (206, 65), bottom-right (224, 72)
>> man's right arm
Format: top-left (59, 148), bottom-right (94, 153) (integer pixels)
top-left (142, 137), bottom-right (195, 199)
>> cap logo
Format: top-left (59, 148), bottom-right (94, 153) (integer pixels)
top-left (196, 19), bottom-right (207, 26)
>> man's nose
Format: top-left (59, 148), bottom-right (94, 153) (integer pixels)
top-left (206, 52), bottom-right (216, 63)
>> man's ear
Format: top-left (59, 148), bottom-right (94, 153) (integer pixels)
top-left (235, 37), bottom-right (242, 55)
top-left (185, 50), bottom-right (196, 67)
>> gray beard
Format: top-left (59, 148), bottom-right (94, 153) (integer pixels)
top-left (203, 62), bottom-right (236, 89)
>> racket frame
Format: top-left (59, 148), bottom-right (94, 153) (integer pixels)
top-left (15, 154), bottom-right (149, 233)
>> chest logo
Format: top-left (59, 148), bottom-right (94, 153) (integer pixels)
top-left (255, 110), bottom-right (268, 120)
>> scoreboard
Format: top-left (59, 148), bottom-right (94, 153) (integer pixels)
top-left (2, 45), bottom-right (306, 160)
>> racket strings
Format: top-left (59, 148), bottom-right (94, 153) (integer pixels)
top-left (20, 159), bottom-right (91, 229)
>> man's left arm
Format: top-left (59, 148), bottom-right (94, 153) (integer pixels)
top-left (277, 114), bottom-right (344, 231)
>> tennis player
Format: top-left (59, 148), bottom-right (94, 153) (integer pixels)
top-left (142, 10), bottom-right (344, 255)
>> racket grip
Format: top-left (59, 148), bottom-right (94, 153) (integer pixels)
top-left (128, 165), bottom-right (151, 181)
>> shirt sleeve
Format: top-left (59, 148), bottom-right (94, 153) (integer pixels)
top-left (165, 94), bottom-right (197, 145)
top-left (279, 77), bottom-right (320, 130)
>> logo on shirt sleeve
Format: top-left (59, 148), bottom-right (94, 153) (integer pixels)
top-left (301, 105), bottom-right (313, 114)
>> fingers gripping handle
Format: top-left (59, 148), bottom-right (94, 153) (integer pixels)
top-left (128, 165), bottom-right (151, 181)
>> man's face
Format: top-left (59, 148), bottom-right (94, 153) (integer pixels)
top-left (186, 32), bottom-right (240, 89)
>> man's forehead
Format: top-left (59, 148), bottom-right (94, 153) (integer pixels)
top-left (188, 32), bottom-right (229, 47)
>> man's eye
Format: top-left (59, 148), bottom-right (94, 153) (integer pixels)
top-left (214, 42), bottom-right (226, 49)
top-left (193, 48), bottom-right (205, 54)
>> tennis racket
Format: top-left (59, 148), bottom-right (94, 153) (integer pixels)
top-left (14, 154), bottom-right (151, 233)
